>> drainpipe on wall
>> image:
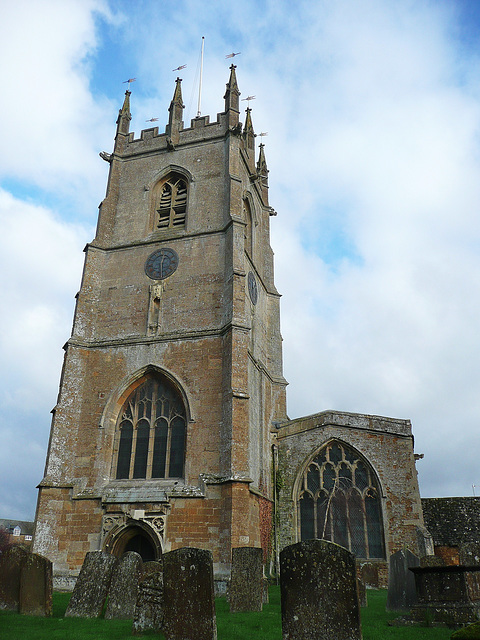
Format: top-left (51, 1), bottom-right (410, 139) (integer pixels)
top-left (272, 443), bottom-right (280, 582)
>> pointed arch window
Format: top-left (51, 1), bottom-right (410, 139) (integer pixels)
top-left (243, 199), bottom-right (253, 257)
top-left (155, 175), bottom-right (187, 230)
top-left (115, 375), bottom-right (186, 480)
top-left (298, 441), bottom-right (385, 559)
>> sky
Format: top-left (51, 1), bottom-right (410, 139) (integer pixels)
top-left (2, 0), bottom-right (480, 520)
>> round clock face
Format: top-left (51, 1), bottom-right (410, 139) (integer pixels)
top-left (145, 248), bottom-right (179, 280)
top-left (248, 271), bottom-right (258, 305)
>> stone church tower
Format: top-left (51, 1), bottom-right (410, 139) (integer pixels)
top-left (34, 67), bottom-right (427, 590)
top-left (33, 67), bottom-right (288, 586)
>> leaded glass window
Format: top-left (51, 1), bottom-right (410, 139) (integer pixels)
top-left (298, 441), bottom-right (385, 559)
top-left (156, 176), bottom-right (187, 229)
top-left (115, 376), bottom-right (186, 480)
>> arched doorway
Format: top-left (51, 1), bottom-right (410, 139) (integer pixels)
top-left (107, 523), bottom-right (161, 563)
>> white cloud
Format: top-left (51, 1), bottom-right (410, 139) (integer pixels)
top-left (2, 0), bottom-right (480, 518)
top-left (0, 0), bottom-right (114, 209)
top-left (0, 190), bottom-right (91, 519)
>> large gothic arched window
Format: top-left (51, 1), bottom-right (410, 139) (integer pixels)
top-left (155, 174), bottom-right (187, 230)
top-left (115, 375), bottom-right (186, 480)
top-left (298, 441), bottom-right (385, 559)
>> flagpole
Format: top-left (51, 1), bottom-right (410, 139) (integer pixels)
top-left (197, 36), bottom-right (205, 117)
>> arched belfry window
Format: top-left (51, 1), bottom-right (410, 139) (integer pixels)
top-left (115, 375), bottom-right (186, 480)
top-left (155, 174), bottom-right (187, 230)
top-left (298, 441), bottom-right (385, 559)
top-left (243, 199), bottom-right (253, 257)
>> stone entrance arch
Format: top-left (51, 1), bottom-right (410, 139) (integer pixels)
top-left (103, 519), bottom-right (162, 562)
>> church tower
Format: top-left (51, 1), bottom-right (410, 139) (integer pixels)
top-left (33, 67), bottom-right (288, 587)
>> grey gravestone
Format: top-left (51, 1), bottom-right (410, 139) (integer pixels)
top-left (460, 543), bottom-right (480, 566)
top-left (410, 565), bottom-right (480, 625)
top-left (132, 567), bottom-right (164, 635)
top-left (357, 575), bottom-right (367, 608)
top-left (0, 546), bottom-right (29, 611)
top-left (416, 525), bottom-right (435, 557)
top-left (65, 551), bottom-right (117, 618)
top-left (229, 547), bottom-right (264, 612)
top-left (263, 576), bottom-right (269, 604)
top-left (163, 547), bottom-right (217, 640)
top-left (143, 559), bottom-right (163, 575)
top-left (280, 539), bottom-right (362, 640)
top-left (19, 552), bottom-right (53, 616)
top-left (105, 551), bottom-right (143, 620)
top-left (386, 549), bottom-right (419, 610)
top-left (359, 562), bottom-right (379, 589)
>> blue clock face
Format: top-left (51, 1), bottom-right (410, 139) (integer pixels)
top-left (248, 271), bottom-right (258, 304)
top-left (145, 248), bottom-right (179, 280)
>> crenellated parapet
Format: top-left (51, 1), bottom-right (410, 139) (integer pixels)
top-left (110, 71), bottom-right (264, 176)
top-left (119, 110), bottom-right (231, 157)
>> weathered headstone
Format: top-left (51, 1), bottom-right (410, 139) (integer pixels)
top-left (132, 565), bottom-right (164, 635)
top-left (65, 550), bottom-right (117, 618)
top-left (416, 525), bottom-right (435, 557)
top-left (263, 576), bottom-right (269, 604)
top-left (163, 547), bottom-right (217, 640)
top-left (105, 551), bottom-right (143, 620)
top-left (280, 539), bottom-right (362, 640)
top-left (359, 562), bottom-right (379, 589)
top-left (410, 565), bottom-right (480, 625)
top-left (386, 549), bottom-right (419, 610)
top-left (229, 547), bottom-right (264, 612)
top-left (19, 552), bottom-right (53, 616)
top-left (0, 546), bottom-right (29, 611)
top-left (143, 559), bottom-right (163, 575)
top-left (357, 575), bottom-right (367, 608)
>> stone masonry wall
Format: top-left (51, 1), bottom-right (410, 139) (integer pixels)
top-left (276, 410), bottom-right (424, 586)
top-left (34, 76), bottom-right (287, 582)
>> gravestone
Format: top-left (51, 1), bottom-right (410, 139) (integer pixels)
top-left (386, 549), bottom-right (419, 610)
top-left (132, 566), bottom-right (164, 635)
top-left (19, 552), bottom-right (53, 616)
top-left (0, 546), bottom-right (29, 611)
top-left (229, 547), bottom-right (264, 612)
top-left (263, 576), bottom-right (269, 604)
top-left (410, 565), bottom-right (480, 625)
top-left (280, 539), bottom-right (362, 640)
top-left (357, 575), bottom-right (367, 608)
top-left (163, 547), bottom-right (217, 640)
top-left (359, 562), bottom-right (379, 589)
top-left (143, 559), bottom-right (163, 575)
top-left (105, 551), bottom-right (143, 620)
top-left (460, 544), bottom-right (480, 566)
top-left (416, 525), bottom-right (435, 557)
top-left (65, 550), bottom-right (117, 618)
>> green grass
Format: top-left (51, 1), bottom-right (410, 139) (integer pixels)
top-left (0, 588), bottom-right (455, 639)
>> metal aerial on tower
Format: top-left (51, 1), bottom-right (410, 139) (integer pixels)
top-left (197, 36), bottom-right (205, 118)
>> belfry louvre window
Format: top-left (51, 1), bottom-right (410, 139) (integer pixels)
top-left (156, 176), bottom-right (187, 229)
top-left (298, 441), bottom-right (385, 559)
top-left (115, 376), bottom-right (186, 480)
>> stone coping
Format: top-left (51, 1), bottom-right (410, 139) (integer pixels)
top-left (277, 409), bottom-right (412, 439)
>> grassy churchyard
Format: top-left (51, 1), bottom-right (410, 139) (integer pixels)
top-left (0, 587), bottom-right (455, 640)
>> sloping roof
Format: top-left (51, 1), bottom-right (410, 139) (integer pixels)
top-left (422, 497), bottom-right (480, 546)
top-left (0, 519), bottom-right (34, 536)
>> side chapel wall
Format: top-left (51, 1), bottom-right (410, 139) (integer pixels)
top-left (276, 410), bottom-right (424, 586)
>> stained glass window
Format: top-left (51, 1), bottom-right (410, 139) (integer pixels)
top-left (298, 441), bottom-right (385, 559)
top-left (115, 376), bottom-right (186, 480)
